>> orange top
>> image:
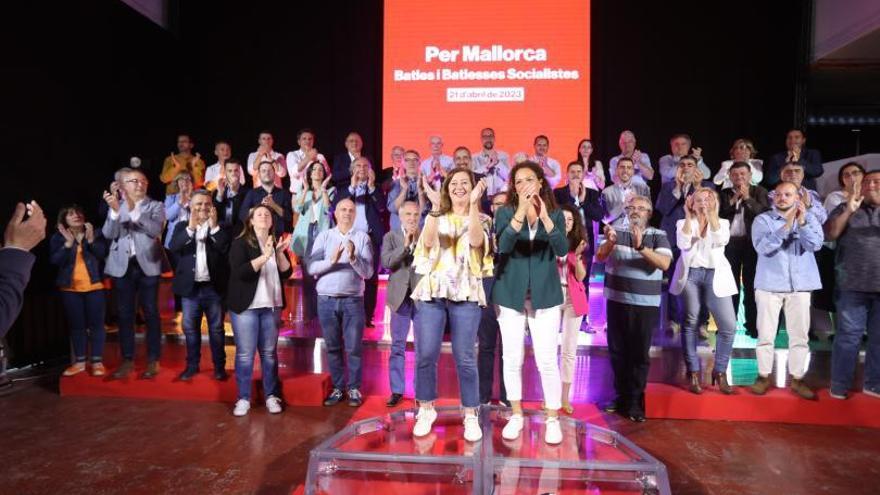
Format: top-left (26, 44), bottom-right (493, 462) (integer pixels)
top-left (61, 244), bottom-right (104, 293)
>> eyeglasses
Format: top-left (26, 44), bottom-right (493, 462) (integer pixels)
top-left (124, 178), bottom-right (147, 185)
top-left (624, 206), bottom-right (651, 213)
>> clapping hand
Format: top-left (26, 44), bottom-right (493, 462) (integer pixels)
top-left (103, 188), bottom-right (120, 212)
top-left (603, 224), bottom-right (618, 245)
top-left (275, 234), bottom-right (291, 253)
top-left (84, 222), bottom-right (95, 243)
top-left (630, 223), bottom-right (644, 250)
top-left (346, 240), bottom-right (356, 263)
top-left (4, 202), bottom-right (46, 252)
top-left (470, 178), bottom-right (487, 206)
top-left (58, 223), bottom-right (76, 247)
top-left (422, 175), bottom-right (441, 210)
top-left (331, 242), bottom-right (345, 264)
top-left (575, 239), bottom-right (587, 256)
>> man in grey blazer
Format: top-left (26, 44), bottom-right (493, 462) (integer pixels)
top-left (379, 201), bottom-right (422, 407)
top-left (102, 167), bottom-right (167, 379)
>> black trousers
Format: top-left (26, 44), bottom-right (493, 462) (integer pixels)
top-left (726, 237), bottom-right (758, 336)
top-left (364, 239), bottom-right (380, 325)
top-left (477, 277), bottom-right (506, 404)
top-left (606, 299), bottom-right (658, 416)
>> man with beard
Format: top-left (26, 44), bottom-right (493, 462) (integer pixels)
top-left (750, 182), bottom-right (823, 400)
top-left (596, 195), bottom-right (672, 422)
top-left (600, 157), bottom-right (651, 229)
top-left (160, 134), bottom-right (206, 194)
top-left (239, 161), bottom-right (293, 237)
top-left (472, 128), bottom-right (510, 198)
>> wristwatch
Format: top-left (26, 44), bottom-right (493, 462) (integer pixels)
top-left (635, 243), bottom-right (646, 252)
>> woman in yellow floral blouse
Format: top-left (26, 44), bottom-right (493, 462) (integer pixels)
top-left (410, 166), bottom-right (492, 443)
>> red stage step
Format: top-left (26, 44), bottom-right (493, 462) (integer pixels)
top-left (646, 382), bottom-right (880, 428)
top-left (59, 344), bottom-right (331, 406)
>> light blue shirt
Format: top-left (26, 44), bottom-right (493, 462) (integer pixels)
top-left (751, 208), bottom-right (824, 293)
top-left (349, 183), bottom-right (372, 235)
top-left (657, 154), bottom-right (711, 185)
top-left (309, 227), bottom-right (374, 297)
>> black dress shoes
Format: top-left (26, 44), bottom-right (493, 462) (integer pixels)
top-left (386, 393), bottom-right (403, 407)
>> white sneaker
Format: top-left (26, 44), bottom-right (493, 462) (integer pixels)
top-left (502, 414), bottom-right (524, 440)
top-left (266, 395), bottom-right (283, 414)
top-left (233, 399), bottom-right (251, 417)
top-left (463, 414), bottom-right (482, 442)
top-left (413, 407), bottom-right (438, 437)
top-left (544, 416), bottom-right (563, 445)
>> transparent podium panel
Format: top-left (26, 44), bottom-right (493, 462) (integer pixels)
top-left (305, 406), bottom-right (670, 494)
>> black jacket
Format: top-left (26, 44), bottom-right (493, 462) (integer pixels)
top-left (168, 222), bottom-right (232, 297)
top-left (214, 184), bottom-right (251, 235)
top-left (553, 186), bottom-right (604, 254)
top-left (49, 232), bottom-right (109, 289)
top-left (719, 185), bottom-right (771, 238)
top-left (226, 236), bottom-right (293, 313)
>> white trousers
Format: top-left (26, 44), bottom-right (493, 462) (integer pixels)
top-left (755, 290), bottom-right (811, 379)
top-left (498, 298), bottom-right (562, 410)
top-left (559, 286), bottom-right (582, 385)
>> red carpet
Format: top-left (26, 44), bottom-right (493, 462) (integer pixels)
top-left (646, 382), bottom-right (880, 428)
top-left (60, 344), bottom-right (331, 406)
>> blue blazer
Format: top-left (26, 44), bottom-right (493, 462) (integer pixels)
top-left (0, 248), bottom-right (35, 337)
top-left (167, 222), bottom-right (232, 297)
top-left (49, 232), bottom-right (108, 288)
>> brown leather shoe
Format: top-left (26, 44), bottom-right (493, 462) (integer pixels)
top-left (750, 375), bottom-right (771, 395)
top-left (140, 361), bottom-right (160, 379)
top-left (687, 372), bottom-right (703, 395)
top-left (790, 378), bottom-right (816, 400)
top-left (111, 360), bottom-right (134, 380)
top-left (712, 372), bottom-right (734, 395)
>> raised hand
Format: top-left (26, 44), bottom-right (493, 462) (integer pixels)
top-left (630, 224), bottom-right (644, 250)
top-left (603, 224), bottom-right (618, 245)
top-left (262, 235), bottom-right (275, 258)
top-left (321, 174), bottom-right (333, 192)
top-left (276, 233), bottom-right (291, 253)
top-left (58, 223), bottom-right (76, 247)
top-left (84, 222), bottom-right (95, 243)
top-left (470, 178), bottom-right (486, 206)
top-left (575, 239), bottom-right (587, 256)
top-left (799, 189), bottom-right (812, 209)
top-left (367, 168), bottom-right (376, 189)
top-left (331, 242), bottom-right (345, 264)
top-left (692, 168), bottom-right (704, 187)
top-left (847, 189), bottom-right (864, 213)
top-left (346, 239), bottom-right (356, 263)
top-left (692, 147), bottom-right (703, 160)
top-left (208, 206), bottom-right (218, 229)
top-left (5, 202), bottom-right (46, 252)
top-left (422, 175), bottom-right (441, 210)
top-left (103, 189), bottom-right (120, 212)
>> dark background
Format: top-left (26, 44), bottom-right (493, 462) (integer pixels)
top-left (2, 0), bottom-right (870, 366)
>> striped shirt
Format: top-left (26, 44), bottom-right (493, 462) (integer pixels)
top-left (602, 227), bottom-right (672, 307)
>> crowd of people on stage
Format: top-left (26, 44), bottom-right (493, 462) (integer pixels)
top-left (41, 125), bottom-right (880, 444)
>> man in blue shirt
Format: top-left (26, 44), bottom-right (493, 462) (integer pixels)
top-left (750, 181), bottom-right (823, 399)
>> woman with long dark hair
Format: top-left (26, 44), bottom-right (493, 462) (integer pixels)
top-left (575, 139), bottom-right (605, 190)
top-left (557, 203), bottom-right (589, 414)
top-left (227, 205), bottom-right (292, 416)
top-left (291, 161), bottom-right (334, 321)
top-left (50, 205), bottom-right (108, 376)
top-left (493, 161), bottom-right (569, 444)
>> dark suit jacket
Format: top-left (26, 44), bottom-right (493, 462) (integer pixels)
top-left (168, 222), bottom-right (232, 297)
top-left (214, 184), bottom-right (251, 235)
top-left (763, 148), bottom-right (823, 190)
top-left (49, 232), bottom-right (108, 288)
top-left (491, 205), bottom-right (569, 311)
top-left (0, 248), bottom-right (35, 337)
top-left (553, 186), bottom-right (604, 254)
top-left (334, 184), bottom-right (387, 249)
top-left (719, 185), bottom-right (771, 239)
top-left (332, 153), bottom-right (374, 192)
top-left (380, 229), bottom-right (421, 312)
top-left (226, 237), bottom-right (293, 313)
top-left (655, 180), bottom-right (715, 251)
top-left (238, 185), bottom-right (292, 236)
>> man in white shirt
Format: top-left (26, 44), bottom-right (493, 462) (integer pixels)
top-left (471, 127), bottom-right (510, 197)
top-left (658, 134), bottom-right (711, 185)
top-left (530, 135), bottom-right (562, 188)
top-left (609, 130), bottom-right (654, 187)
top-left (286, 128), bottom-right (329, 196)
top-left (246, 130), bottom-right (287, 188)
top-left (420, 135), bottom-right (454, 189)
top-left (167, 191), bottom-right (231, 382)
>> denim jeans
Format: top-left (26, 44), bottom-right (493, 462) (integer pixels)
top-left (181, 283), bottom-right (226, 371)
top-left (59, 290), bottom-right (106, 362)
top-left (414, 298), bottom-right (481, 408)
top-left (300, 222), bottom-right (320, 321)
top-left (318, 295), bottom-right (365, 391)
top-left (113, 262), bottom-right (161, 361)
top-left (680, 268), bottom-right (736, 373)
top-left (832, 290), bottom-right (880, 393)
top-left (230, 308), bottom-right (280, 401)
top-left (389, 298), bottom-right (417, 395)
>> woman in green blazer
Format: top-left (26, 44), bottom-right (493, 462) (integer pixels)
top-left (492, 161), bottom-right (569, 445)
